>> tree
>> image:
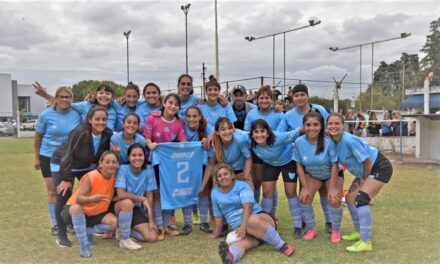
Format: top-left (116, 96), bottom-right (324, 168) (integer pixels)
top-left (419, 17), bottom-right (440, 85)
top-left (71, 80), bottom-right (125, 102)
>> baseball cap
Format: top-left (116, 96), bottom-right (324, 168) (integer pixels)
top-left (232, 85), bottom-right (247, 95)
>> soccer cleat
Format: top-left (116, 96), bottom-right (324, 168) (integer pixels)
top-left (119, 238), bottom-right (142, 250)
top-left (279, 242), bottom-right (295, 256)
top-left (303, 228), bottom-right (318, 241)
top-left (164, 225), bottom-right (180, 236)
top-left (219, 224), bottom-right (228, 238)
top-left (294, 227), bottom-right (302, 240)
top-left (193, 213), bottom-right (201, 225)
top-left (325, 222), bottom-right (332, 234)
top-left (346, 240), bottom-right (373, 253)
top-left (330, 231), bottom-right (341, 244)
top-left (157, 228), bottom-right (165, 241)
top-left (169, 215), bottom-right (177, 229)
top-left (218, 241), bottom-right (233, 264)
top-left (200, 223), bottom-right (213, 234)
top-left (102, 231), bottom-right (113, 239)
top-left (51, 225), bottom-right (59, 236)
top-left (181, 224), bottom-right (192, 236)
top-left (79, 243), bottom-right (91, 258)
top-left (56, 234), bottom-right (72, 248)
top-left (342, 231), bottom-right (361, 241)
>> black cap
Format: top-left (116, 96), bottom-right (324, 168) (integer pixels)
top-left (232, 85), bottom-right (247, 95)
top-left (292, 84), bottom-right (308, 95)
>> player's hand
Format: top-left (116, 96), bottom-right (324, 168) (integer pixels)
top-left (299, 187), bottom-right (312, 204)
top-left (33, 82), bottom-right (47, 96)
top-left (57, 181), bottom-right (73, 196)
top-left (34, 158), bottom-right (41, 170)
top-left (110, 142), bottom-right (121, 155)
top-left (148, 142), bottom-right (158, 150)
top-left (91, 194), bottom-right (110, 203)
top-left (235, 225), bottom-right (246, 238)
top-left (149, 222), bottom-right (158, 233)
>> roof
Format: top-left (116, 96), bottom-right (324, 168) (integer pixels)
top-left (400, 94), bottom-right (440, 108)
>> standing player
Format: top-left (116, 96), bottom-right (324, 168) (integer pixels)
top-left (135, 83), bottom-right (162, 127)
top-left (327, 113), bottom-right (393, 252)
top-left (34, 86), bottom-right (82, 235)
top-left (293, 112), bottom-right (344, 243)
top-left (177, 74), bottom-right (200, 119)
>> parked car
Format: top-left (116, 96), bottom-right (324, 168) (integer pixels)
top-left (0, 126), bottom-right (15, 136)
top-left (20, 119), bottom-right (37, 131)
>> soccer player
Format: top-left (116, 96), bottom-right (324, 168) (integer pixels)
top-left (327, 113), bottom-right (393, 252)
top-left (51, 106), bottom-right (113, 247)
top-left (34, 86), bottom-right (82, 235)
top-left (114, 143), bottom-right (158, 249)
top-left (249, 119), bottom-right (303, 239)
top-left (210, 164), bottom-right (294, 263)
top-left (143, 93), bottom-right (187, 239)
top-left (198, 75), bottom-right (237, 127)
top-left (110, 113), bottom-right (146, 164)
top-left (135, 82), bottom-right (162, 127)
top-left (177, 74), bottom-right (200, 118)
top-left (293, 112), bottom-right (344, 243)
top-left (61, 151), bottom-right (119, 258)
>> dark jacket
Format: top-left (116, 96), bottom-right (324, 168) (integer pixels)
top-left (51, 124), bottom-right (112, 182)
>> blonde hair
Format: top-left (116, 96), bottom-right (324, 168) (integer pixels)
top-left (51, 86), bottom-right (73, 107)
top-left (212, 163), bottom-right (235, 186)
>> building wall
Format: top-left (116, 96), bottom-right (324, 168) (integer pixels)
top-left (416, 117), bottom-right (440, 160)
top-left (17, 84), bottom-right (47, 117)
top-left (362, 136), bottom-right (416, 155)
top-left (0, 74), bottom-right (13, 117)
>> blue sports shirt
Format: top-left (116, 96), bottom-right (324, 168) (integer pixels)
top-left (110, 132), bottom-right (147, 164)
top-left (208, 131), bottom-right (251, 171)
top-left (277, 104), bottom-right (329, 132)
top-left (179, 95), bottom-right (200, 119)
top-left (72, 101), bottom-right (118, 131)
top-left (243, 108), bottom-right (284, 131)
top-left (198, 102), bottom-right (237, 127)
top-left (252, 131), bottom-right (300, 167)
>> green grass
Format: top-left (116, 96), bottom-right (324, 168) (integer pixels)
top-left (0, 137), bottom-right (439, 263)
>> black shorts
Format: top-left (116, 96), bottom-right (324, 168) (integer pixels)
top-left (154, 165), bottom-right (160, 187)
top-left (262, 160), bottom-right (297, 183)
top-left (368, 152), bottom-right (393, 183)
top-left (61, 205), bottom-right (112, 227)
top-left (251, 150), bottom-right (263, 165)
top-left (39, 155), bottom-right (52, 178)
top-left (132, 206), bottom-right (149, 227)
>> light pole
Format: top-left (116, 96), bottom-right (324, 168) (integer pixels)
top-left (245, 18), bottom-right (321, 96)
top-left (123, 30), bottom-right (131, 84)
top-left (181, 3), bottom-right (191, 74)
top-left (329, 32), bottom-right (411, 110)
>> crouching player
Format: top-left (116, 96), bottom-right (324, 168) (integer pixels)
top-left (114, 143), bottom-right (158, 250)
top-left (61, 151), bottom-right (119, 258)
top-left (209, 164), bottom-right (294, 264)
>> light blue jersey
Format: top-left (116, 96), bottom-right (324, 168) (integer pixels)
top-left (135, 103), bottom-right (161, 129)
top-left (72, 101), bottom-right (118, 131)
top-left (208, 132), bottom-right (251, 171)
top-left (293, 136), bottom-right (338, 180)
top-left (211, 181), bottom-right (262, 230)
top-left (179, 95), bottom-right (200, 119)
top-left (243, 108), bottom-right (284, 131)
top-left (277, 104), bottom-right (329, 132)
top-left (115, 104), bottom-right (137, 132)
top-left (252, 131), bottom-right (300, 167)
top-left (36, 107), bottom-right (82, 157)
top-left (198, 102), bottom-right (237, 127)
top-left (335, 132), bottom-right (378, 178)
top-left (151, 142), bottom-right (207, 210)
top-left (92, 134), bottom-right (102, 156)
top-left (115, 164), bottom-right (157, 207)
top-left (184, 123), bottom-right (214, 142)
top-left (110, 132), bottom-right (147, 164)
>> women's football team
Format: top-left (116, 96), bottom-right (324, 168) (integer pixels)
top-left (33, 76), bottom-right (393, 262)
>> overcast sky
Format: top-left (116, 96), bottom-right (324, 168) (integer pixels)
top-left (1, 0), bottom-right (439, 99)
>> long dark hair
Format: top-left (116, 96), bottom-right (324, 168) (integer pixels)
top-left (143, 83), bottom-right (161, 98)
top-left (186, 106), bottom-right (208, 140)
top-left (125, 82), bottom-right (140, 96)
top-left (127, 143), bottom-right (147, 170)
top-left (249, 119), bottom-right (275, 148)
top-left (303, 112), bottom-right (325, 154)
top-left (213, 117), bottom-right (234, 163)
top-left (160, 93), bottom-right (181, 118)
top-left (83, 106), bottom-right (108, 143)
top-left (178, 74), bottom-right (194, 95)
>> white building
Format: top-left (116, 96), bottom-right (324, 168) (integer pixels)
top-left (0, 73), bottom-right (47, 122)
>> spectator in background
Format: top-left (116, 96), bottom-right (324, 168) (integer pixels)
top-left (392, 112), bottom-right (408, 136)
top-left (367, 111), bottom-right (381, 137)
top-left (381, 112), bottom-right (393, 136)
top-left (409, 120), bottom-right (416, 136)
top-left (247, 90), bottom-right (256, 104)
top-left (344, 112), bottom-right (355, 134)
top-left (231, 85), bottom-right (256, 130)
top-left (353, 110), bottom-right (366, 137)
top-left (272, 87), bottom-right (282, 101)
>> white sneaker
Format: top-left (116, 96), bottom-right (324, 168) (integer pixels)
top-left (119, 238), bottom-right (142, 250)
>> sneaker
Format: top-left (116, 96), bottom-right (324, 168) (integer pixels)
top-left (67, 225), bottom-right (75, 235)
top-left (294, 227), bottom-right (302, 240)
top-left (279, 242), bottom-right (295, 256)
top-left (330, 231), bottom-right (341, 244)
top-left (79, 243), bottom-right (91, 258)
top-left (119, 238), bottom-right (142, 250)
top-left (56, 234), bottom-right (72, 248)
top-left (218, 240), bottom-right (233, 264)
top-left (193, 213), bottom-right (201, 225)
top-left (51, 225), bottom-right (59, 236)
top-left (219, 224), bottom-right (228, 238)
top-left (200, 222), bottom-right (213, 234)
top-left (169, 215), bottom-right (177, 229)
top-left (342, 231), bottom-right (361, 241)
top-left (164, 225), bottom-right (180, 236)
top-left (346, 240), bottom-right (373, 253)
top-left (102, 231), bottom-right (113, 239)
top-left (325, 222), bottom-right (332, 234)
top-left (303, 228), bottom-right (318, 240)
top-left (157, 228), bottom-right (165, 241)
top-left (181, 224), bottom-right (192, 236)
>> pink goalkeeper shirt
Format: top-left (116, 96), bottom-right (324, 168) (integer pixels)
top-left (142, 111), bottom-right (187, 143)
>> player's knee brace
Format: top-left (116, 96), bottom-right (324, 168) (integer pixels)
top-left (354, 191), bottom-right (370, 208)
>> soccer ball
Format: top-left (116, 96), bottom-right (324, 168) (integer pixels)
top-left (226, 231), bottom-right (244, 245)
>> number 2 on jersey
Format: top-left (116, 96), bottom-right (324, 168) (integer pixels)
top-left (177, 161), bottom-right (189, 183)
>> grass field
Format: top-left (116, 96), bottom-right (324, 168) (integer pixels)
top-left (0, 137), bottom-right (439, 263)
